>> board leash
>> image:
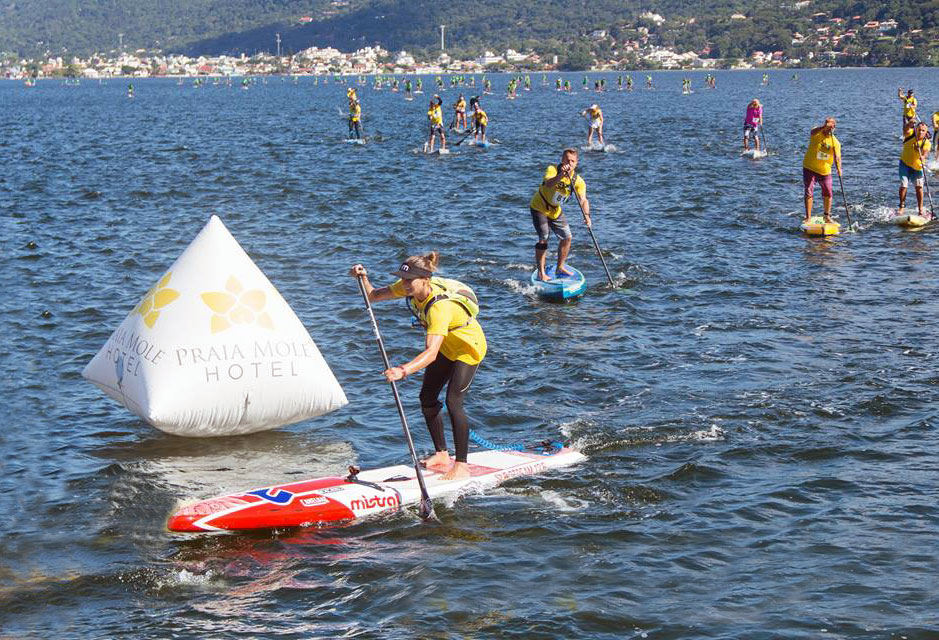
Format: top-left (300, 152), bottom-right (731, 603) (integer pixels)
top-left (468, 428), bottom-right (564, 453)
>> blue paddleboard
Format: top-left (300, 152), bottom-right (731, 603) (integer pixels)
top-left (475, 141), bottom-right (491, 148)
top-left (530, 265), bottom-right (587, 300)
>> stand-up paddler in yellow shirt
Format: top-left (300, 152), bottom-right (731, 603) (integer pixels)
top-left (898, 121), bottom-right (932, 217)
top-left (529, 148), bottom-right (591, 281)
top-left (426, 95), bottom-right (446, 153)
top-left (350, 252), bottom-right (486, 481)
top-left (802, 118), bottom-right (842, 224)
top-left (899, 87), bottom-right (917, 132)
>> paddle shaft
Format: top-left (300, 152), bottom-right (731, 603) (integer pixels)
top-left (829, 134), bottom-right (855, 229)
top-left (919, 148), bottom-right (936, 218)
top-left (759, 121), bottom-right (769, 154)
top-left (911, 116), bottom-right (935, 218)
top-left (355, 275), bottom-right (436, 520)
top-left (569, 171), bottom-right (615, 287)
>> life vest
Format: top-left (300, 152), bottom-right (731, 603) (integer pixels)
top-left (406, 277), bottom-right (479, 329)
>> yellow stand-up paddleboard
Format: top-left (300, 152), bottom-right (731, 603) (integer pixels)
top-left (893, 213), bottom-right (930, 228)
top-left (800, 217), bottom-right (840, 236)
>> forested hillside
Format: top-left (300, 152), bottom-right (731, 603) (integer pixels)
top-left (1, 0), bottom-right (937, 66)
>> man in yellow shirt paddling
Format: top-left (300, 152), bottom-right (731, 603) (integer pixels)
top-left (899, 88), bottom-right (917, 131)
top-left (898, 121), bottom-right (932, 217)
top-left (802, 118), bottom-right (842, 224)
top-left (529, 148), bottom-right (591, 281)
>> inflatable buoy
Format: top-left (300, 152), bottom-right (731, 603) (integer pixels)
top-left (82, 215), bottom-right (348, 437)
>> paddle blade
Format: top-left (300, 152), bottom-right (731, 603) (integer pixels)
top-left (419, 496), bottom-right (436, 521)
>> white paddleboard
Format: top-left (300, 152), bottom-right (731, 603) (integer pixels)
top-left (168, 446), bottom-right (586, 532)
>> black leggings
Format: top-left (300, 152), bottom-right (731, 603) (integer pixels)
top-left (419, 354), bottom-right (478, 463)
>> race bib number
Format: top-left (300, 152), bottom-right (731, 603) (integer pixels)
top-left (816, 151), bottom-right (830, 161)
top-left (550, 188), bottom-right (571, 206)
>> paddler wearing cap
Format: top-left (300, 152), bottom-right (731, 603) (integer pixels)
top-left (581, 104), bottom-right (604, 147)
top-left (899, 87), bottom-right (917, 132)
top-left (529, 148), bottom-right (590, 281)
top-left (427, 95), bottom-right (447, 153)
top-left (349, 252), bottom-right (486, 481)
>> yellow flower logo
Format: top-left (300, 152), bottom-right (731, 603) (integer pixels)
top-left (201, 275), bottom-right (274, 334)
top-left (134, 272), bottom-right (180, 329)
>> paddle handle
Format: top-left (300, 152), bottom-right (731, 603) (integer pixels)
top-left (356, 275), bottom-right (436, 520)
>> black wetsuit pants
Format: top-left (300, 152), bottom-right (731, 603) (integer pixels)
top-left (419, 354), bottom-right (478, 463)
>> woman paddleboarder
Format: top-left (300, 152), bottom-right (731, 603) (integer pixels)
top-left (350, 253), bottom-right (486, 481)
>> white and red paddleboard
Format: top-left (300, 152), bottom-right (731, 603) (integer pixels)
top-left (167, 446), bottom-right (586, 532)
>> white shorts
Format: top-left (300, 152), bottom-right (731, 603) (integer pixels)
top-left (590, 119), bottom-right (601, 130)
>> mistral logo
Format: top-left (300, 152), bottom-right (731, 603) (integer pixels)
top-left (350, 494), bottom-right (400, 512)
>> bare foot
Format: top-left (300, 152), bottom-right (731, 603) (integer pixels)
top-left (439, 461), bottom-right (471, 481)
top-left (824, 216), bottom-right (833, 223)
top-left (422, 451), bottom-right (451, 470)
top-left (802, 217), bottom-right (812, 224)
top-left (556, 265), bottom-right (574, 276)
top-left (537, 271), bottom-right (551, 282)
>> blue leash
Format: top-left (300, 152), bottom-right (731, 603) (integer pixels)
top-left (469, 429), bottom-right (564, 454)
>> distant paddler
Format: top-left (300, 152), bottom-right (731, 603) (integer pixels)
top-left (470, 96), bottom-right (488, 143)
top-left (416, 77), bottom-right (423, 93)
top-left (426, 95), bottom-right (447, 153)
top-left (556, 77), bottom-right (562, 91)
top-left (646, 75), bottom-right (653, 89)
top-left (350, 253), bottom-right (487, 481)
top-left (348, 95), bottom-right (363, 140)
top-left (529, 148), bottom-right (591, 281)
top-left (405, 78), bottom-right (412, 98)
top-left (897, 121), bottom-right (932, 217)
top-left (802, 118), bottom-right (842, 224)
top-left (452, 93), bottom-right (467, 130)
top-left (899, 88), bottom-right (917, 131)
top-left (127, 83), bottom-right (134, 98)
top-left (743, 99), bottom-right (763, 153)
top-left (581, 104), bottom-right (605, 147)
top-left (626, 75), bottom-right (633, 91)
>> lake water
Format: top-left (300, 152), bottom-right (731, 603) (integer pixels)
top-left (2, 68), bottom-right (938, 638)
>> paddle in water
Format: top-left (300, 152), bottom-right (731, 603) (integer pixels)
top-left (355, 275), bottom-right (436, 521)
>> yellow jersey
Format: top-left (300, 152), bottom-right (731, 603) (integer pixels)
top-left (901, 132), bottom-right (931, 170)
top-left (904, 96), bottom-right (917, 118)
top-left (455, 98), bottom-right (466, 111)
top-left (803, 130), bottom-right (841, 176)
top-left (349, 102), bottom-right (361, 122)
top-left (427, 105), bottom-right (443, 126)
top-left (473, 109), bottom-right (488, 126)
top-left (389, 280), bottom-right (487, 366)
top-left (586, 107), bottom-right (603, 122)
top-left (529, 165), bottom-right (587, 220)
top-left (933, 112), bottom-right (939, 128)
